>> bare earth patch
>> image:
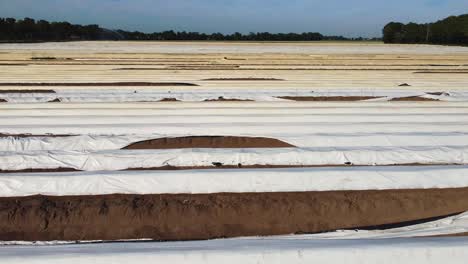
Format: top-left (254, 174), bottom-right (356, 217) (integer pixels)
top-left (30, 57), bottom-right (57, 60)
top-left (390, 96), bottom-right (440, 101)
top-left (1, 188), bottom-right (468, 241)
top-left (158, 98), bottom-right (180, 102)
top-left (123, 136), bottom-right (295, 149)
top-left (204, 96), bottom-right (253, 102)
top-left (426, 92), bottom-right (450, 96)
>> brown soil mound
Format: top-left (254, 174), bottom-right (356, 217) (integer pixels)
top-left (391, 96), bottom-right (439, 101)
top-left (0, 82), bottom-right (198, 87)
top-left (223, 57), bottom-right (246, 60)
top-left (123, 136), bottom-right (295, 149)
top-left (431, 232), bottom-right (468, 238)
top-left (0, 63), bottom-right (28, 66)
top-left (278, 96), bottom-right (380, 101)
top-left (0, 98), bottom-right (6, 102)
top-left (1, 188), bottom-right (468, 241)
top-left (31, 57), bottom-right (57, 60)
top-left (158, 98), bottom-right (180, 102)
top-left (398, 83), bottom-right (412, 87)
top-left (0, 89), bottom-right (55, 93)
top-left (202, 78), bottom-right (284, 81)
top-left (204, 96), bottom-right (253, 102)
top-left (48, 98), bottom-right (61, 103)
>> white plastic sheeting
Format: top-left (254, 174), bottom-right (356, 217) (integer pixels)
top-left (1, 166), bottom-right (468, 197)
top-left (2, 41), bottom-right (468, 54)
top-left (2, 102), bottom-right (468, 137)
top-left (1, 146), bottom-right (467, 171)
top-left (1, 234), bottom-right (468, 264)
top-left (2, 101), bottom-right (468, 168)
top-left (0, 88), bottom-right (467, 103)
top-left (307, 211), bottom-right (468, 239)
top-left (0, 135), bottom-right (156, 152)
top-left (2, 133), bottom-right (468, 151)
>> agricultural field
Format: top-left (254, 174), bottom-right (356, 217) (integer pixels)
top-left (0, 41), bottom-right (468, 263)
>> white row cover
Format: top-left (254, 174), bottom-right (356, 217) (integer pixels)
top-left (0, 88), bottom-right (466, 103)
top-left (2, 101), bottom-right (467, 109)
top-left (1, 222), bottom-right (468, 263)
top-left (5, 113), bottom-right (468, 125)
top-left (2, 102), bottom-right (468, 137)
top-left (308, 211), bottom-right (468, 239)
top-left (1, 166), bottom-right (468, 196)
top-left (1, 146), bottom-right (467, 171)
top-left (3, 120), bottom-right (468, 136)
top-left (2, 133), bottom-right (468, 151)
top-left (2, 41), bottom-right (468, 54)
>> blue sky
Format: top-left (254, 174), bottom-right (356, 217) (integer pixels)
top-left (0, 0), bottom-right (467, 37)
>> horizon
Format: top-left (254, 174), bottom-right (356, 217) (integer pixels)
top-left (0, 0), bottom-right (467, 38)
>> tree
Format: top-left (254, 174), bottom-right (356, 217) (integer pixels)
top-left (383, 14), bottom-right (468, 45)
top-left (383, 22), bottom-right (404, 43)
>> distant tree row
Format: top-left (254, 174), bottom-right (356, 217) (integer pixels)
top-left (0, 17), bottom-right (101, 42)
top-left (115, 30), bottom-right (360, 41)
top-left (383, 14), bottom-right (468, 45)
top-left (116, 30), bottom-right (324, 41)
top-left (0, 17), bottom-right (376, 42)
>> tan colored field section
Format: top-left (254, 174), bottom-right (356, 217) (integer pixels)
top-left (0, 41), bottom-right (467, 90)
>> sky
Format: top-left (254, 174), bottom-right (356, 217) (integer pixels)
top-left (0, 0), bottom-right (467, 37)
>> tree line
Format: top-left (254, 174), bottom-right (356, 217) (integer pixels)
top-left (383, 14), bottom-right (468, 45)
top-left (118, 30), bottom-right (323, 41)
top-left (0, 17), bottom-right (374, 42)
top-left (0, 17), bottom-right (101, 42)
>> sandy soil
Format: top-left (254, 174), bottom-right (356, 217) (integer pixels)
top-left (1, 187), bottom-right (468, 241)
